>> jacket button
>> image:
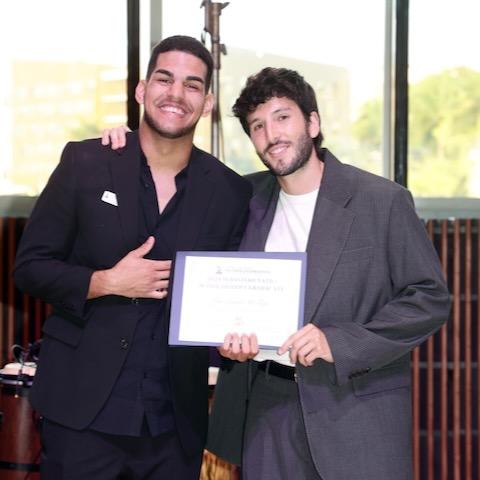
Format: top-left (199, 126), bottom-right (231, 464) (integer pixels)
top-left (120, 338), bottom-right (129, 349)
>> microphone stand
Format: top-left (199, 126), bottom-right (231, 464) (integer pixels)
top-left (200, 0), bottom-right (229, 160)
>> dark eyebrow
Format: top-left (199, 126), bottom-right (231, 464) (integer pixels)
top-left (273, 107), bottom-right (292, 115)
top-left (185, 75), bottom-right (205, 85)
top-left (153, 68), bottom-right (174, 78)
top-left (153, 69), bottom-right (205, 85)
top-left (248, 107), bottom-right (292, 126)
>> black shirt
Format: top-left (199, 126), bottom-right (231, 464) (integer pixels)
top-left (90, 152), bottom-right (188, 436)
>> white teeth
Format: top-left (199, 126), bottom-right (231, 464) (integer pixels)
top-left (269, 145), bottom-right (288, 154)
top-left (160, 105), bottom-right (185, 115)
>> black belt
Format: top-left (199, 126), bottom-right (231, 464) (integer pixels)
top-left (97, 296), bottom-right (161, 306)
top-left (257, 360), bottom-right (297, 382)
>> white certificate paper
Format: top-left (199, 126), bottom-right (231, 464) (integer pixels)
top-left (168, 251), bottom-right (306, 349)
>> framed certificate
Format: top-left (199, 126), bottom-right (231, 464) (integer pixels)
top-left (168, 251), bottom-right (306, 349)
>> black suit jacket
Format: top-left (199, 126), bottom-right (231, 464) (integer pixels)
top-left (14, 131), bottom-right (252, 456)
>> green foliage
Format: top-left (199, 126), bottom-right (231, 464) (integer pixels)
top-left (352, 67), bottom-right (480, 196)
top-left (352, 97), bottom-right (383, 150)
top-left (409, 67), bottom-right (480, 196)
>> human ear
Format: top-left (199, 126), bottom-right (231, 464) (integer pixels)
top-left (201, 93), bottom-right (214, 117)
top-left (308, 111), bottom-right (320, 139)
top-left (135, 80), bottom-right (146, 104)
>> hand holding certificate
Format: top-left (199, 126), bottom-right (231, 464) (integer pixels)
top-left (168, 251), bottom-right (306, 349)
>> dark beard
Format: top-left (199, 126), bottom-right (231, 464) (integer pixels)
top-left (143, 109), bottom-right (197, 140)
top-left (259, 130), bottom-right (313, 177)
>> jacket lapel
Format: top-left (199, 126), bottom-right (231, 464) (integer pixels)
top-left (175, 147), bottom-right (215, 251)
top-left (240, 153), bottom-right (356, 325)
top-left (304, 150), bottom-right (355, 324)
top-left (304, 198), bottom-right (354, 324)
top-left (108, 131), bottom-right (141, 251)
top-left (240, 174), bottom-right (278, 251)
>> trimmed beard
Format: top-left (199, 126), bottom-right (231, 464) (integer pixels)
top-left (143, 108), bottom-right (197, 140)
top-left (258, 129), bottom-right (314, 177)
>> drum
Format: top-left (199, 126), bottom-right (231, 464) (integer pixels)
top-left (200, 449), bottom-right (240, 480)
top-left (0, 362), bottom-right (40, 480)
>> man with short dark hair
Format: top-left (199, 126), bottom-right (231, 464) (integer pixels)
top-left (14, 35), bottom-right (251, 479)
top-left (207, 67), bottom-right (450, 480)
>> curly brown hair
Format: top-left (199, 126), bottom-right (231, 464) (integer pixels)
top-left (232, 67), bottom-right (324, 152)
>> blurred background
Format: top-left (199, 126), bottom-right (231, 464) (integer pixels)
top-left (1, 0), bottom-right (478, 206)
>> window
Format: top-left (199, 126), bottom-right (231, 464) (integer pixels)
top-left (161, 0), bottom-right (387, 176)
top-left (409, 0), bottom-right (480, 198)
top-left (0, 0), bottom-right (127, 196)
top-left (3, 1), bottom-right (478, 208)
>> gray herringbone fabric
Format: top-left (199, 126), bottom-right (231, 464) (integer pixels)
top-left (208, 149), bottom-right (449, 480)
top-left (243, 370), bottom-right (321, 480)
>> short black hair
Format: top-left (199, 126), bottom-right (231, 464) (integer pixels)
top-left (146, 35), bottom-right (214, 91)
top-left (233, 67), bottom-right (324, 151)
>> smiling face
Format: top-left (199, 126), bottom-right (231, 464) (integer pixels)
top-left (247, 96), bottom-right (320, 177)
top-left (136, 50), bottom-right (213, 140)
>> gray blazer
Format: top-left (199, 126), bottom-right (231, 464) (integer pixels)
top-left (207, 149), bottom-right (450, 480)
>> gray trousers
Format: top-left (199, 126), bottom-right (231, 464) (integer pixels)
top-left (242, 368), bottom-right (322, 480)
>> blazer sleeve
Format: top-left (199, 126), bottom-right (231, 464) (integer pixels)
top-left (322, 188), bottom-right (451, 386)
top-left (14, 142), bottom-right (94, 322)
top-left (226, 195), bottom-right (251, 251)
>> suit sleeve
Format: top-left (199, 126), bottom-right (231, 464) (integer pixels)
top-left (322, 188), bottom-right (451, 386)
top-left (226, 191), bottom-right (251, 251)
top-left (14, 142), bottom-right (94, 322)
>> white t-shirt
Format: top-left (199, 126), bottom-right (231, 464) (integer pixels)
top-left (255, 187), bottom-right (319, 366)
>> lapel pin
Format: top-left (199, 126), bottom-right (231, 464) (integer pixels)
top-left (101, 190), bottom-right (118, 207)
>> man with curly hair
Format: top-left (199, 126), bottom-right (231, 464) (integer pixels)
top-left (207, 67), bottom-right (450, 480)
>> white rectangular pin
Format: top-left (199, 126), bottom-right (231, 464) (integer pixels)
top-left (101, 190), bottom-right (118, 207)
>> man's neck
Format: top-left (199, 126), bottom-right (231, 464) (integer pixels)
top-left (277, 153), bottom-right (324, 195)
top-left (138, 122), bottom-right (193, 174)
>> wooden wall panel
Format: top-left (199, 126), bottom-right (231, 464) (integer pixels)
top-left (1, 217), bottom-right (478, 479)
top-left (412, 219), bottom-right (478, 479)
